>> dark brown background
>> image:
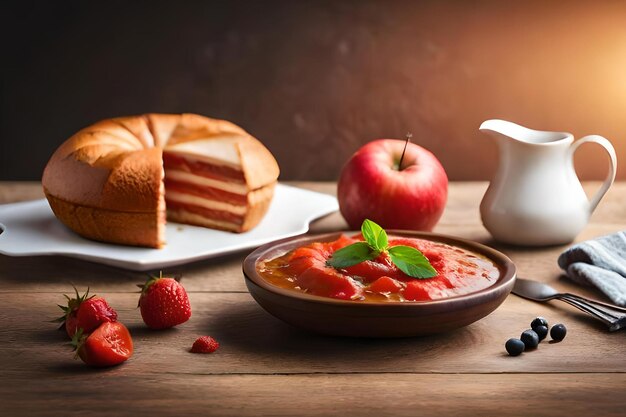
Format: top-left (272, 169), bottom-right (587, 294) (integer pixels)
top-left (2, 0), bottom-right (625, 181)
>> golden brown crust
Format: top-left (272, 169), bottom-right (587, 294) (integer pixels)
top-left (147, 113), bottom-right (182, 148)
top-left (112, 115), bottom-right (155, 148)
top-left (166, 113), bottom-right (247, 144)
top-left (100, 147), bottom-right (164, 212)
top-left (45, 191), bottom-right (165, 248)
top-left (241, 182), bottom-right (275, 231)
top-left (42, 113), bottom-right (279, 248)
top-left (43, 144), bottom-right (163, 213)
top-left (80, 119), bottom-right (145, 147)
top-left (236, 137), bottom-right (281, 190)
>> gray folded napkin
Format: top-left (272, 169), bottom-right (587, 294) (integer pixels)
top-left (558, 231), bottom-right (626, 307)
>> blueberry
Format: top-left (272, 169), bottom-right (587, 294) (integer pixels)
top-left (505, 338), bottom-right (525, 356)
top-left (531, 317), bottom-right (548, 331)
top-left (520, 329), bottom-right (539, 349)
top-left (550, 323), bottom-right (567, 341)
top-left (534, 325), bottom-right (548, 341)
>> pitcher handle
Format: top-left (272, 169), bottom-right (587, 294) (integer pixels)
top-left (570, 135), bottom-right (617, 212)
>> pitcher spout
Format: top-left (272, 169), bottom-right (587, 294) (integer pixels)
top-left (479, 119), bottom-right (572, 145)
top-left (479, 119), bottom-right (517, 135)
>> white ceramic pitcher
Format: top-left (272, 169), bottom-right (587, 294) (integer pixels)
top-left (479, 119), bottom-right (617, 246)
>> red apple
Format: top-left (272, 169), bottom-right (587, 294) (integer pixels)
top-left (337, 139), bottom-right (448, 231)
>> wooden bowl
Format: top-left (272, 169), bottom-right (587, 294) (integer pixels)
top-left (243, 231), bottom-right (516, 337)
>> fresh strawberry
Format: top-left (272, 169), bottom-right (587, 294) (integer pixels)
top-left (72, 322), bottom-right (133, 367)
top-left (139, 274), bottom-right (191, 329)
top-left (55, 288), bottom-right (118, 338)
top-left (191, 336), bottom-right (220, 353)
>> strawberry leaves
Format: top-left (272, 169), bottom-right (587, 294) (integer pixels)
top-left (53, 286), bottom-right (94, 324)
top-left (327, 219), bottom-right (437, 279)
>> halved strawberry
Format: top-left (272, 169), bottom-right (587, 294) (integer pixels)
top-left (72, 322), bottom-right (133, 367)
top-left (138, 274), bottom-right (191, 329)
top-left (55, 288), bottom-right (118, 338)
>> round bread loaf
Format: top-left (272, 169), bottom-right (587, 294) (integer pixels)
top-left (42, 113), bottom-right (280, 248)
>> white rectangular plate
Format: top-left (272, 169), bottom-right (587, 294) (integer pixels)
top-left (0, 184), bottom-right (338, 271)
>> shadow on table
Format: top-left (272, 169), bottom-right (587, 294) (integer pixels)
top-left (0, 254), bottom-right (144, 287)
top-left (207, 301), bottom-right (470, 365)
top-left (0, 249), bottom-right (248, 290)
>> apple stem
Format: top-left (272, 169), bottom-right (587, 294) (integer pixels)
top-left (398, 132), bottom-right (412, 170)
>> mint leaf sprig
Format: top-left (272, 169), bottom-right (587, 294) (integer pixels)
top-left (326, 219), bottom-right (438, 279)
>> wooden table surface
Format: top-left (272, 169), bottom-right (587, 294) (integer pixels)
top-left (1, 181), bottom-right (625, 417)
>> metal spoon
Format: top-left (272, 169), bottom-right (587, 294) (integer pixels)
top-left (512, 278), bottom-right (626, 331)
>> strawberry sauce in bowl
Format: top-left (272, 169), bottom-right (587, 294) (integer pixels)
top-left (243, 231), bottom-right (516, 337)
top-left (257, 234), bottom-right (500, 302)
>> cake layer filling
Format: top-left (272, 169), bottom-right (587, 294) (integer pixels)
top-left (165, 190), bottom-right (247, 215)
top-left (162, 152), bottom-right (245, 183)
top-left (165, 170), bottom-right (248, 195)
top-left (162, 144), bottom-right (276, 233)
top-left (164, 177), bottom-right (247, 206)
top-left (167, 208), bottom-right (242, 232)
top-left (166, 200), bottom-right (244, 225)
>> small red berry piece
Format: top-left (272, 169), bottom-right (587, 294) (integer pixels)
top-left (139, 275), bottom-right (191, 329)
top-left (191, 336), bottom-right (220, 353)
top-left (55, 288), bottom-right (117, 338)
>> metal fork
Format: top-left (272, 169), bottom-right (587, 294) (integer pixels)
top-left (512, 278), bottom-right (626, 331)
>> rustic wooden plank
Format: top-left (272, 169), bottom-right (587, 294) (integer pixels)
top-left (1, 292), bottom-right (624, 377)
top-left (1, 373), bottom-right (624, 417)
